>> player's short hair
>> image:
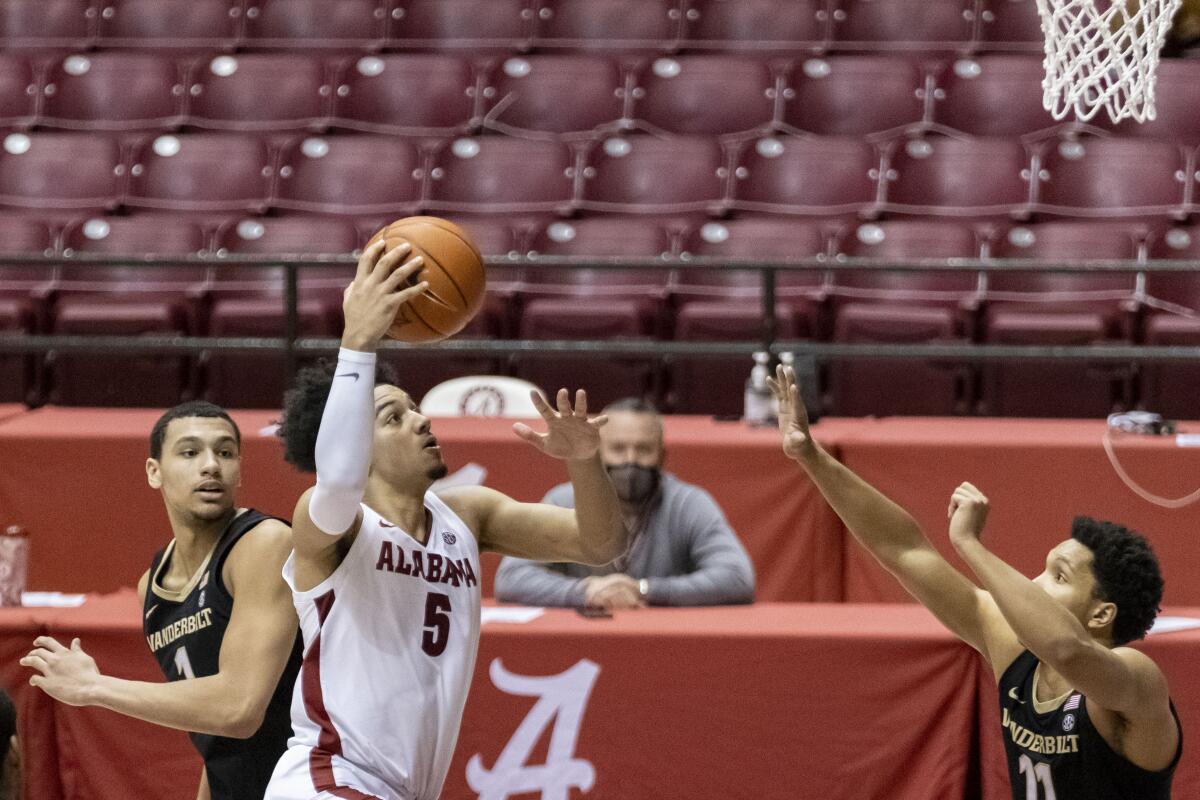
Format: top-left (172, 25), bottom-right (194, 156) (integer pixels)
top-left (278, 358), bottom-right (400, 473)
top-left (602, 397), bottom-right (660, 416)
top-left (149, 401), bottom-right (240, 460)
top-left (1071, 516), bottom-right (1164, 645)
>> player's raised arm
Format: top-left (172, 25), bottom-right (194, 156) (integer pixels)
top-left (290, 240), bottom-right (428, 558)
top-left (948, 483), bottom-right (1174, 721)
top-left (442, 388), bottom-right (629, 567)
top-left (768, 365), bottom-right (1020, 668)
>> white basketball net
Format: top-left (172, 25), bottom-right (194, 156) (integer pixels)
top-left (1036, 0), bottom-right (1183, 123)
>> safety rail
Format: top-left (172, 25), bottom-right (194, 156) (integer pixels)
top-left (3, 253), bottom-right (1200, 381)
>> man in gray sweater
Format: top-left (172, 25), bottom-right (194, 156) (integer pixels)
top-left (494, 398), bottom-right (756, 609)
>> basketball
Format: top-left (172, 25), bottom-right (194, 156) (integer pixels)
top-left (365, 216), bottom-right (486, 343)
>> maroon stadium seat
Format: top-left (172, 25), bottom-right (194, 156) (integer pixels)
top-left (670, 218), bottom-right (829, 414)
top-left (0, 54), bottom-right (39, 128)
top-left (126, 133), bottom-right (273, 213)
top-left (580, 134), bottom-right (727, 214)
top-left (389, 0), bottom-right (534, 50)
top-left (1032, 137), bottom-right (1188, 219)
top-left (784, 56), bottom-right (928, 136)
top-left (0, 217), bottom-right (56, 403)
top-left (522, 217), bottom-right (673, 307)
top-left (332, 54), bottom-right (479, 136)
top-left (977, 0), bottom-right (1043, 51)
top-left (981, 222), bottom-right (1142, 417)
top-left (0, 132), bottom-right (123, 214)
top-left (533, 0), bottom-right (683, 51)
top-left (187, 54), bottom-right (330, 131)
top-left (830, 0), bottom-right (977, 50)
top-left (630, 56), bottom-right (779, 136)
top-left (242, 0), bottom-right (387, 50)
top-left (933, 56), bottom-right (1058, 136)
top-left (516, 298), bottom-right (660, 410)
top-left (274, 134), bottom-right (423, 216)
top-left (50, 215), bottom-right (210, 406)
top-left (1110, 61), bottom-right (1200, 144)
top-left (680, 0), bottom-right (829, 52)
top-left (97, 0), bottom-right (243, 50)
top-left (514, 216), bottom-right (672, 408)
top-left (0, 0), bottom-right (94, 50)
top-left (730, 134), bottom-right (880, 215)
top-left (481, 55), bottom-right (626, 138)
top-left (426, 136), bottom-right (576, 215)
top-left (203, 216), bottom-right (356, 407)
top-left (882, 135), bottom-right (1033, 217)
top-left (830, 221), bottom-right (982, 416)
top-left (41, 52), bottom-right (185, 132)
top-left (1140, 227), bottom-right (1200, 419)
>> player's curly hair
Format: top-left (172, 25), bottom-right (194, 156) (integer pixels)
top-left (1071, 516), bottom-right (1164, 646)
top-left (278, 358), bottom-right (399, 473)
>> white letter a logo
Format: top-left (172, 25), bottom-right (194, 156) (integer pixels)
top-left (466, 658), bottom-right (600, 800)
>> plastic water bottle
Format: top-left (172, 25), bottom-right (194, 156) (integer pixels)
top-left (743, 351), bottom-right (774, 426)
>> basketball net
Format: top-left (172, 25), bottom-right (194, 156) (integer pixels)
top-left (1036, 0), bottom-right (1183, 123)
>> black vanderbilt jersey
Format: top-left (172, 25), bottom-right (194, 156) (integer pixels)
top-left (998, 650), bottom-right (1181, 800)
top-left (143, 509), bottom-right (302, 800)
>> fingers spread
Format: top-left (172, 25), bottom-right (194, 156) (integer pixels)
top-left (574, 389), bottom-right (587, 417)
top-left (372, 241), bottom-right (414, 282)
top-left (556, 388), bottom-right (571, 416)
top-left (590, 414), bottom-right (609, 428)
top-left (512, 422), bottom-right (546, 448)
top-left (530, 390), bottom-right (556, 422)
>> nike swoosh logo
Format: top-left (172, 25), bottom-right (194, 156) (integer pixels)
top-left (145, 604), bottom-right (159, 620)
top-left (1008, 687), bottom-right (1025, 704)
top-left (336, 372), bottom-right (360, 381)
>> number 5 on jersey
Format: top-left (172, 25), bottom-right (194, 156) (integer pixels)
top-left (423, 592), bottom-right (452, 657)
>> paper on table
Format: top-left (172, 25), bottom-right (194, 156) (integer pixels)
top-left (1148, 616), bottom-right (1200, 635)
top-left (21, 592), bottom-right (86, 607)
top-left (481, 607), bottom-right (544, 625)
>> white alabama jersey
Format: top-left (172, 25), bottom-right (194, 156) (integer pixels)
top-left (266, 492), bottom-right (482, 800)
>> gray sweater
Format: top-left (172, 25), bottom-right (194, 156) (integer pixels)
top-left (494, 472), bottom-right (756, 607)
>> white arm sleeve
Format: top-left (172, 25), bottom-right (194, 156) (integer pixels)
top-left (308, 348), bottom-right (377, 535)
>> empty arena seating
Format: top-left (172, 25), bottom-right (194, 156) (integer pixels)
top-left (0, 1), bottom-right (1197, 415)
top-left (981, 222), bottom-right (1142, 417)
top-left (828, 220), bottom-right (981, 415)
top-left (40, 52), bottom-right (185, 131)
top-left (187, 53), bottom-right (329, 131)
top-left (332, 54), bottom-right (479, 136)
top-left (481, 55), bottom-right (624, 138)
top-left (783, 56), bottom-right (930, 137)
top-left (730, 134), bottom-right (880, 215)
top-left (1141, 227), bottom-right (1200, 420)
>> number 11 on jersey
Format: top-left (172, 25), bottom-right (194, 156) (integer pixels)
top-left (1018, 754), bottom-right (1057, 800)
top-left (174, 645), bottom-right (196, 680)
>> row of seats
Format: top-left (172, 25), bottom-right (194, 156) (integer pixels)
top-left (4, 52), bottom-right (1200, 142)
top-left (3, 214), bottom-right (1198, 417)
top-left (0, 129), bottom-right (1197, 220)
top-left (4, 0), bottom-right (1051, 54)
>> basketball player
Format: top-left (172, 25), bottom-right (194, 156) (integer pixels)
top-left (21, 401), bottom-right (302, 800)
top-left (266, 239), bottom-right (628, 800)
top-left (768, 365), bottom-right (1181, 799)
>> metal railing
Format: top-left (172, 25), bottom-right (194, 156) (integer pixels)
top-left (3, 253), bottom-right (1200, 378)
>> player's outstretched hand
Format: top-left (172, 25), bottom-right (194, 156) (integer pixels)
top-left (948, 481), bottom-right (990, 549)
top-left (341, 239), bottom-right (429, 351)
top-left (766, 364), bottom-right (816, 463)
top-left (513, 388), bottom-right (608, 461)
top-left (20, 636), bottom-right (101, 707)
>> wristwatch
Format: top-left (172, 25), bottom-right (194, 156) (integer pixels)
top-left (638, 578), bottom-right (650, 602)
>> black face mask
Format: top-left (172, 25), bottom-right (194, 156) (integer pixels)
top-left (606, 463), bottom-right (661, 505)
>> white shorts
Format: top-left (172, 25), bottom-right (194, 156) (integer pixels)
top-left (265, 746), bottom-right (405, 800)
